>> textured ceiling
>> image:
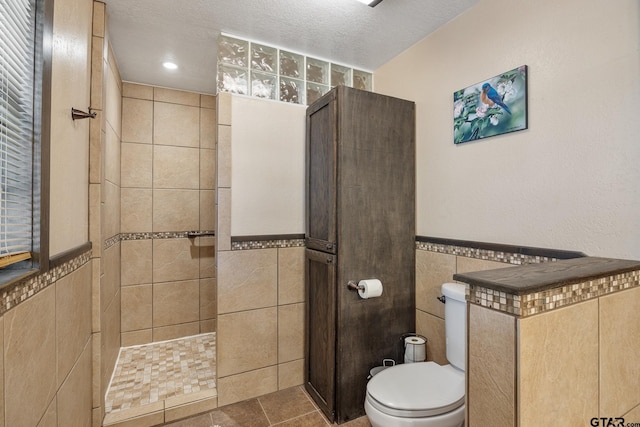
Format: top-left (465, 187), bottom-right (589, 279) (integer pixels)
top-left (102, 0), bottom-right (478, 94)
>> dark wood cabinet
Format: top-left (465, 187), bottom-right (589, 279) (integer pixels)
top-left (305, 86), bottom-right (416, 423)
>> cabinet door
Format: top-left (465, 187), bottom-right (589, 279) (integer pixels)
top-left (304, 248), bottom-right (336, 422)
top-left (306, 91), bottom-right (337, 254)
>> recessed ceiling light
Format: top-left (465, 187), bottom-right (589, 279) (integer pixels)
top-left (163, 62), bottom-right (178, 70)
top-left (356, 0), bottom-right (383, 6)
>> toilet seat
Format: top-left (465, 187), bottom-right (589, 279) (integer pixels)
top-left (366, 362), bottom-right (464, 418)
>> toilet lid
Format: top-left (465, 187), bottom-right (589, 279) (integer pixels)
top-left (366, 362), bottom-right (465, 418)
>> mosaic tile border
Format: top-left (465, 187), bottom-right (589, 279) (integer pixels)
top-left (231, 238), bottom-right (306, 251)
top-left (415, 241), bottom-right (559, 265)
top-left (0, 249), bottom-right (91, 316)
top-left (110, 231), bottom-right (216, 248)
top-left (468, 269), bottom-right (640, 317)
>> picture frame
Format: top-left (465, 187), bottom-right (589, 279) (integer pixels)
top-left (453, 65), bottom-right (528, 144)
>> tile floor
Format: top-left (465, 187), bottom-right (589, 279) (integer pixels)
top-left (161, 386), bottom-right (372, 427)
top-left (104, 333), bottom-right (218, 426)
top-left (103, 332), bottom-right (371, 427)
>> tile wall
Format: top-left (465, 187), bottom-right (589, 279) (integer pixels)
top-left (415, 246), bottom-right (515, 364)
top-left (89, 2), bottom-right (123, 425)
top-left (215, 93), bottom-right (306, 406)
top-left (0, 258), bottom-right (94, 427)
top-left (119, 83), bottom-right (217, 346)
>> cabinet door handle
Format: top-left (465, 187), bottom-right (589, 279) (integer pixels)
top-left (326, 257), bottom-right (333, 264)
top-left (326, 243), bottom-right (333, 250)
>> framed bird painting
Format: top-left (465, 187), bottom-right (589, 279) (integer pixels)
top-left (453, 65), bottom-right (528, 144)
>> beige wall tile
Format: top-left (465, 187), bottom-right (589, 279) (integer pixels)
top-left (153, 280), bottom-right (200, 327)
top-left (105, 123), bottom-right (121, 186)
top-left (152, 189), bottom-right (199, 232)
top-left (4, 286), bottom-right (57, 427)
top-left (600, 287), bottom-right (640, 416)
top-left (200, 278), bottom-right (217, 320)
top-left (278, 247), bottom-right (305, 305)
top-left (456, 256), bottom-right (511, 274)
top-left (468, 304), bottom-right (516, 427)
top-left (416, 250), bottom-right (456, 319)
top-left (278, 303), bottom-right (304, 363)
top-left (121, 239), bottom-right (153, 286)
top-left (218, 366), bottom-right (278, 407)
top-left (103, 181), bottom-right (120, 242)
top-left (624, 403), bottom-right (640, 421)
top-left (101, 293), bottom-right (121, 404)
top-left (278, 359), bottom-right (304, 390)
top-left (121, 143), bottom-right (152, 188)
top-left (89, 110), bottom-right (103, 184)
top-left (416, 309), bottom-right (446, 365)
top-left (92, 1), bottom-right (105, 37)
top-left (200, 190), bottom-right (216, 231)
top-left (200, 107), bottom-right (216, 149)
top-left (121, 98), bottom-right (153, 144)
top-left (217, 188), bottom-right (231, 251)
top-left (91, 258), bottom-right (101, 333)
top-left (121, 188), bottom-right (152, 233)
top-left (101, 243), bottom-right (121, 314)
top-left (200, 148), bottom-right (216, 190)
top-left (123, 82), bottom-right (153, 100)
top-left (518, 300), bottom-right (599, 427)
top-left (154, 87), bottom-right (200, 106)
top-left (92, 332), bottom-right (101, 409)
top-left (37, 397), bottom-right (56, 427)
top-left (105, 68), bottom-right (122, 138)
top-left (199, 244), bottom-right (216, 279)
top-left (200, 319), bottom-right (217, 334)
top-left (57, 341), bottom-right (93, 427)
top-left (217, 125), bottom-right (232, 188)
top-left (56, 263), bottom-right (92, 387)
top-left (89, 183), bottom-right (101, 252)
top-left (164, 396), bottom-right (218, 423)
top-left (153, 322), bottom-right (200, 342)
top-left (217, 92), bottom-right (232, 126)
top-left (90, 36), bottom-right (103, 121)
top-left (218, 307), bottom-right (278, 377)
top-left (218, 249), bottom-right (278, 314)
top-left (153, 145), bottom-right (200, 189)
top-left (121, 284), bottom-right (153, 332)
top-left (121, 329), bottom-right (153, 347)
top-left (201, 94), bottom-right (216, 109)
top-left (152, 238), bottom-right (200, 283)
top-left (154, 102), bottom-right (200, 147)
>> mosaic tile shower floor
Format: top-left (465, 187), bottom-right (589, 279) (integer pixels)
top-left (104, 333), bottom-right (217, 426)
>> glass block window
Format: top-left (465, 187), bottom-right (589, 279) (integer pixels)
top-left (217, 34), bottom-right (373, 105)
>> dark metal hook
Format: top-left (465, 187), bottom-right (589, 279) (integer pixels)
top-left (71, 107), bottom-right (97, 120)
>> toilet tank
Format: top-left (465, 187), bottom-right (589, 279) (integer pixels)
top-left (442, 282), bottom-right (467, 371)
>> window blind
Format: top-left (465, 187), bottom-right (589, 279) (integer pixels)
top-left (0, 0), bottom-right (36, 261)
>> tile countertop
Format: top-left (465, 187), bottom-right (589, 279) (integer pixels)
top-left (453, 256), bottom-right (640, 295)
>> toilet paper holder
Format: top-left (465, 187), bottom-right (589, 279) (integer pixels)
top-left (347, 280), bottom-right (364, 291)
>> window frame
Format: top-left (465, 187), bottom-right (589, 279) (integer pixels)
top-left (0, 0), bottom-right (52, 288)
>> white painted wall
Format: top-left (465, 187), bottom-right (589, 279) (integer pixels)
top-left (374, 0), bottom-right (640, 259)
top-left (231, 96), bottom-right (306, 236)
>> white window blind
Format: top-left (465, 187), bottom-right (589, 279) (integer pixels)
top-left (0, 0), bottom-right (36, 262)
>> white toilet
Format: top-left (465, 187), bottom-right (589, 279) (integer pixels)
top-left (365, 282), bottom-right (467, 427)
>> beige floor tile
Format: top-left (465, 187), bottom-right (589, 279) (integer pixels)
top-left (259, 386), bottom-right (316, 424)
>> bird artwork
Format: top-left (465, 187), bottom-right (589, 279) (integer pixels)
top-left (481, 83), bottom-right (511, 114)
top-left (453, 65), bottom-right (527, 144)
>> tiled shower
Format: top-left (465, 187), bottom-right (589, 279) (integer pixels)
top-left (119, 84), bottom-right (217, 346)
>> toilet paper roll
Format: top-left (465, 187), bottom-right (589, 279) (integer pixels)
top-left (357, 279), bottom-right (383, 299)
top-left (404, 336), bottom-right (426, 363)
